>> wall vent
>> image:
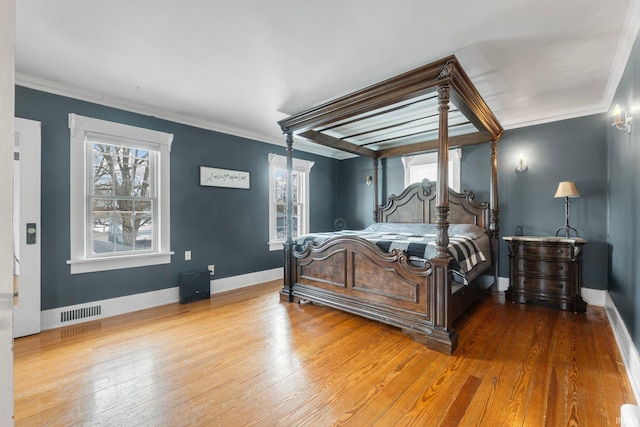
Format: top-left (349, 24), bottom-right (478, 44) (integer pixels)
top-left (60, 305), bottom-right (102, 323)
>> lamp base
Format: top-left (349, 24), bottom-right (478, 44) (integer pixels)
top-left (555, 226), bottom-right (579, 238)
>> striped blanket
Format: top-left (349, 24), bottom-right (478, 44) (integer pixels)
top-left (294, 223), bottom-right (486, 274)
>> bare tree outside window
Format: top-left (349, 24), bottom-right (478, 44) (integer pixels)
top-left (267, 153), bottom-right (313, 251)
top-left (91, 143), bottom-right (155, 254)
top-left (274, 168), bottom-right (301, 240)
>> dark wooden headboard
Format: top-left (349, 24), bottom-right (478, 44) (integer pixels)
top-left (377, 180), bottom-right (490, 230)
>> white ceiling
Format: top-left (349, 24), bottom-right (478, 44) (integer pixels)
top-left (15, 0), bottom-right (640, 158)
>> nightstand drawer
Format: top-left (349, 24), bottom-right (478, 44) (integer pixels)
top-left (517, 276), bottom-right (570, 295)
top-left (517, 244), bottom-right (572, 260)
top-left (517, 259), bottom-right (571, 278)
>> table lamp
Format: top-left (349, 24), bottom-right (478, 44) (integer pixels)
top-left (554, 181), bottom-right (580, 238)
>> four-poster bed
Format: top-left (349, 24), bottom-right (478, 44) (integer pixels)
top-left (277, 55), bottom-right (503, 354)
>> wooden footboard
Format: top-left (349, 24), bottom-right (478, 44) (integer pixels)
top-left (281, 236), bottom-right (459, 354)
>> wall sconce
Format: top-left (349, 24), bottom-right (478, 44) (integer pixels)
top-left (515, 155), bottom-right (528, 173)
top-left (612, 104), bottom-right (632, 134)
top-left (366, 176), bottom-right (372, 186)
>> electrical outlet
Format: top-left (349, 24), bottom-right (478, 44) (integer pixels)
top-left (515, 226), bottom-right (523, 236)
top-left (185, 250), bottom-right (191, 261)
top-left (208, 264), bottom-right (215, 275)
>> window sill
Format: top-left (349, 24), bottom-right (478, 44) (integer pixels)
top-left (67, 251), bottom-right (174, 274)
top-left (268, 241), bottom-right (284, 251)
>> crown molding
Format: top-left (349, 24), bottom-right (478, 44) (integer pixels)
top-left (501, 103), bottom-right (609, 131)
top-left (15, 72), bottom-right (352, 160)
top-left (602, 0), bottom-right (640, 109)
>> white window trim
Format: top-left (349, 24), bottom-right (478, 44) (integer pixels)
top-left (268, 153), bottom-right (314, 251)
top-left (67, 113), bottom-right (174, 274)
top-left (402, 148), bottom-right (462, 192)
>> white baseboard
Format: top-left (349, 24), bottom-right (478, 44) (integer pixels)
top-left (41, 286), bottom-right (179, 330)
top-left (605, 292), bottom-right (640, 403)
top-left (497, 276), bottom-right (509, 292)
top-left (40, 267), bottom-right (284, 330)
top-left (211, 267), bottom-right (283, 294)
top-left (581, 287), bottom-right (606, 307)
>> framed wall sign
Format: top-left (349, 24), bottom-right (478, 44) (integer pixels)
top-left (200, 166), bottom-right (250, 189)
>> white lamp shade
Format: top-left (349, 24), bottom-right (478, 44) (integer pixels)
top-left (554, 181), bottom-right (580, 198)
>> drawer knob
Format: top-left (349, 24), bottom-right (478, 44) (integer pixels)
top-left (558, 266), bottom-right (564, 271)
top-left (523, 280), bottom-right (528, 285)
top-left (557, 249), bottom-right (563, 254)
top-left (556, 284), bottom-right (564, 289)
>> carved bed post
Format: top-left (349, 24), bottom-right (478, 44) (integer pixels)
top-left (435, 84), bottom-right (450, 259)
top-left (489, 139), bottom-right (500, 291)
top-left (426, 80), bottom-right (457, 354)
top-left (281, 132), bottom-right (295, 302)
top-left (373, 157), bottom-right (379, 223)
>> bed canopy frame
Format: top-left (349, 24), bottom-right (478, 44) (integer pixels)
top-left (277, 55), bottom-right (503, 352)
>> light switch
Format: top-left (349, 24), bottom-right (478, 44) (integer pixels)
top-left (26, 223), bottom-right (37, 244)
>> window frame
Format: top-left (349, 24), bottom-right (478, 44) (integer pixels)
top-left (402, 148), bottom-right (462, 192)
top-left (268, 153), bottom-right (313, 251)
top-left (67, 113), bottom-right (174, 274)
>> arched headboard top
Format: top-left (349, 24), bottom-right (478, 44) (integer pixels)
top-left (378, 179), bottom-right (489, 230)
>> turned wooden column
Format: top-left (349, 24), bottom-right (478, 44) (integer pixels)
top-left (489, 139), bottom-right (499, 240)
top-left (435, 84), bottom-right (451, 259)
top-left (372, 157), bottom-right (379, 223)
top-left (427, 82), bottom-right (454, 349)
top-left (489, 139), bottom-right (500, 291)
top-left (281, 132), bottom-right (294, 302)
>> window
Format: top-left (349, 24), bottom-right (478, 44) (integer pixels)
top-left (67, 113), bottom-right (173, 274)
top-left (268, 153), bottom-right (313, 251)
top-left (402, 149), bottom-right (462, 192)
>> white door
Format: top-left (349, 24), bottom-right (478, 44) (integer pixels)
top-left (13, 118), bottom-right (41, 338)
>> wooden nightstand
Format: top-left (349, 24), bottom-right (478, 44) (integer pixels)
top-left (503, 236), bottom-right (587, 313)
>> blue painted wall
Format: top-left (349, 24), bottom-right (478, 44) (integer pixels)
top-left (608, 30), bottom-right (640, 350)
top-left (496, 114), bottom-right (609, 288)
top-left (338, 156), bottom-right (375, 230)
top-left (16, 86), bottom-right (339, 310)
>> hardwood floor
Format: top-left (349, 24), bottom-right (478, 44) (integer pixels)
top-left (14, 281), bottom-right (636, 426)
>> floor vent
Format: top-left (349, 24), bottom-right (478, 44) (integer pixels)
top-left (60, 305), bottom-right (102, 323)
